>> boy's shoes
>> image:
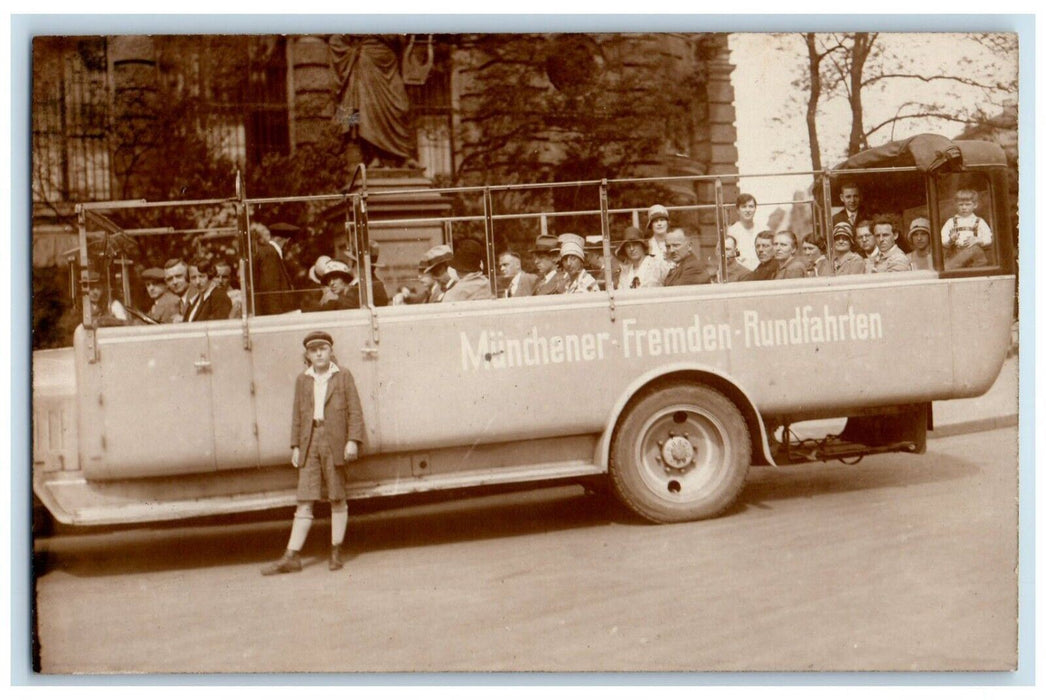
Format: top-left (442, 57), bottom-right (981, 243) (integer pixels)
top-left (329, 544), bottom-right (344, 571)
top-left (261, 549), bottom-right (302, 576)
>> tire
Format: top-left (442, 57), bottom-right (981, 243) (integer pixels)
top-left (609, 384), bottom-right (751, 523)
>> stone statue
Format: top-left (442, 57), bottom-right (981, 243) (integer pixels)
top-left (328, 35), bottom-right (416, 169)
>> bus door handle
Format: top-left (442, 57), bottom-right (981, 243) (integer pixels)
top-left (193, 355), bottom-right (212, 373)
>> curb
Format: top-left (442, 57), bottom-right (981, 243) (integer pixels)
top-left (928, 413), bottom-right (1019, 439)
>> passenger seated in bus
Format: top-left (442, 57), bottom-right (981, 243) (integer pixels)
top-left (742, 230), bottom-right (779, 281)
top-left (341, 242), bottom-right (390, 307)
top-left (498, 250), bottom-right (538, 298)
top-left (801, 233), bottom-right (831, 277)
top-left (213, 259), bottom-right (241, 319)
top-left (163, 258), bottom-right (197, 322)
top-left (832, 181), bottom-right (865, 228)
top-left (854, 219), bottom-right (877, 259)
top-left (442, 238), bottom-right (495, 302)
top-left (85, 270), bottom-right (130, 326)
top-left (907, 218), bottom-right (934, 271)
top-left (646, 204), bottom-right (670, 261)
top-left (557, 233), bottom-right (600, 294)
top-left (942, 188), bottom-right (992, 270)
top-left (663, 228), bottom-right (713, 287)
top-left (186, 258), bottom-right (232, 322)
top-left (419, 245), bottom-right (457, 302)
top-left (312, 260), bottom-right (356, 310)
top-left (261, 330), bottom-right (363, 576)
top-left (615, 226), bottom-right (666, 290)
top-left (830, 223), bottom-right (866, 276)
top-left (530, 234), bottom-right (564, 295)
top-left (866, 214), bottom-right (912, 273)
top-left (772, 231), bottom-right (806, 280)
top-left (706, 234), bottom-right (749, 283)
top-left (727, 193), bottom-right (758, 270)
top-left (142, 267), bottom-right (180, 323)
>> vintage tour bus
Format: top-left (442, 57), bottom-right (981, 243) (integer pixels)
top-left (32, 134), bottom-right (1016, 527)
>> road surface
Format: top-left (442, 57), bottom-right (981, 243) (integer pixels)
top-left (33, 427), bottom-right (1018, 673)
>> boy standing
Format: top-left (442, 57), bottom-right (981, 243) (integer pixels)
top-left (262, 331), bottom-right (364, 575)
top-left (941, 189), bottom-right (993, 269)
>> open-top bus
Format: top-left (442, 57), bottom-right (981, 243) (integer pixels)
top-left (31, 134), bottom-right (1016, 527)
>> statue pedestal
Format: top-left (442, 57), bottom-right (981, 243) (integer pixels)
top-left (327, 168), bottom-right (453, 290)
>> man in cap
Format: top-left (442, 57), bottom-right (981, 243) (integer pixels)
top-left (442, 237), bottom-right (495, 302)
top-left (262, 330), bottom-right (364, 575)
top-left (830, 222), bottom-right (865, 276)
top-left (143, 267), bottom-right (181, 322)
top-left (498, 250), bottom-right (538, 298)
top-left (163, 258), bottom-right (197, 322)
top-left (907, 217), bottom-right (934, 271)
top-left (646, 203), bottom-right (671, 261)
top-left (530, 234), bottom-right (564, 296)
top-left (251, 222), bottom-right (294, 315)
top-left (558, 233), bottom-right (600, 294)
top-left (662, 228), bottom-right (712, 287)
top-left (419, 244), bottom-right (458, 302)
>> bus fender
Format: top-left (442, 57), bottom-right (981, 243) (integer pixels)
top-left (594, 362), bottom-right (777, 470)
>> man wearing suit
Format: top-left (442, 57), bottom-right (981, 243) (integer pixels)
top-left (498, 251), bottom-right (538, 298)
top-left (163, 258), bottom-right (198, 322)
top-left (831, 182), bottom-right (864, 229)
top-left (186, 258), bottom-right (233, 322)
top-left (251, 223), bottom-right (294, 315)
top-left (262, 330), bottom-right (364, 575)
top-left (662, 229), bottom-right (712, 287)
top-left (530, 234), bottom-right (564, 296)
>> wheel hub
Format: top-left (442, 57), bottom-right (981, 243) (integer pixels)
top-left (660, 435), bottom-right (696, 470)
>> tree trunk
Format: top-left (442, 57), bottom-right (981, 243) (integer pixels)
top-left (847, 33), bottom-right (873, 156)
top-left (804, 34), bottom-right (823, 172)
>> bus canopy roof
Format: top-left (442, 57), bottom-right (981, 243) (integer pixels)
top-left (833, 133), bottom-right (1007, 174)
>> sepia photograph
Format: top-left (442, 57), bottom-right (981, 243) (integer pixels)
top-left (23, 18), bottom-right (1025, 678)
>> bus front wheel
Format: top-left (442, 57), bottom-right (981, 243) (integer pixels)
top-left (609, 384), bottom-right (751, 523)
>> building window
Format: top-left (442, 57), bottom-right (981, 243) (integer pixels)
top-left (162, 36), bottom-right (290, 172)
top-left (32, 37), bottom-right (113, 204)
top-left (406, 41), bottom-right (454, 180)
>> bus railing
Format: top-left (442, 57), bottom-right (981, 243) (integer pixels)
top-left (74, 160), bottom-right (963, 345)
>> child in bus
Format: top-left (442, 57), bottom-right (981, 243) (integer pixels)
top-left (261, 330), bottom-right (364, 575)
top-left (941, 188), bottom-right (992, 270)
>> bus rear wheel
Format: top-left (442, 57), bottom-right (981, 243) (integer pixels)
top-left (610, 384), bottom-right (751, 523)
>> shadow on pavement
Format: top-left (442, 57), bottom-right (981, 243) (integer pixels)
top-left (34, 483), bottom-right (618, 577)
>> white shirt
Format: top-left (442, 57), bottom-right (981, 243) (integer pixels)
top-left (727, 221), bottom-right (758, 271)
top-left (306, 362), bottom-right (340, 421)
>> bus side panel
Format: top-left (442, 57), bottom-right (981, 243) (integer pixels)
top-left (207, 321), bottom-right (262, 471)
top-left (83, 325), bottom-right (217, 479)
top-left (246, 311), bottom-right (380, 467)
top-left (716, 276), bottom-right (957, 416)
top-left (947, 276), bottom-right (1014, 398)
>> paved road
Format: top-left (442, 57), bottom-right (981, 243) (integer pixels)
top-left (33, 428), bottom-right (1018, 673)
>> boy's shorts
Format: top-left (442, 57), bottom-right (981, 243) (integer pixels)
top-left (296, 424), bottom-right (348, 501)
